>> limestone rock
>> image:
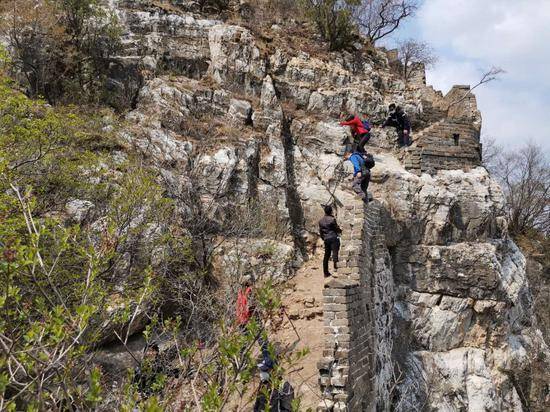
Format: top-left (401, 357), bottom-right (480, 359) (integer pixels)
top-left (104, 4), bottom-right (549, 410)
top-left (316, 399), bottom-right (334, 411)
top-left (212, 239), bottom-right (295, 283)
top-left (208, 24), bottom-right (266, 93)
top-left (227, 98), bottom-right (252, 124)
top-left (252, 75), bottom-right (283, 131)
top-left (65, 199), bottom-right (94, 223)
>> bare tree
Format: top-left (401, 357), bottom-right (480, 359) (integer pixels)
top-left (480, 135), bottom-right (503, 172)
top-left (354, 0), bottom-right (418, 43)
top-left (397, 39), bottom-right (437, 85)
top-left (493, 143), bottom-right (550, 236)
top-left (447, 66), bottom-right (505, 112)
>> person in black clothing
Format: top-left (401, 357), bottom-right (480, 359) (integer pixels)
top-left (382, 104), bottom-right (412, 147)
top-left (318, 205), bottom-right (342, 278)
top-left (253, 373), bottom-right (294, 412)
top-left (133, 342), bottom-right (179, 398)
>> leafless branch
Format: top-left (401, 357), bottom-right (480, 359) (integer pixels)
top-left (447, 67), bottom-right (505, 111)
top-left (355, 0), bottom-right (418, 43)
top-left (491, 142), bottom-right (549, 235)
top-left (397, 39), bottom-right (437, 85)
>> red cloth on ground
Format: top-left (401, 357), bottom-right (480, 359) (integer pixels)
top-left (236, 287), bottom-right (252, 325)
top-left (340, 116), bottom-right (368, 135)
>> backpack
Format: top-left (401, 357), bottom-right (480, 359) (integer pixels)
top-left (362, 119), bottom-right (371, 131)
top-left (363, 153), bottom-right (375, 169)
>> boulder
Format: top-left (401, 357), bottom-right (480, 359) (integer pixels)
top-left (213, 239), bottom-right (295, 283)
top-left (65, 199), bottom-right (94, 223)
top-left (227, 98), bottom-right (252, 125)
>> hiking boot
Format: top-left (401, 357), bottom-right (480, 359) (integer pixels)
top-left (333, 261), bottom-right (338, 270)
top-left (324, 272), bottom-right (332, 278)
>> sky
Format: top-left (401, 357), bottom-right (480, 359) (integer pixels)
top-left (383, 0), bottom-right (550, 152)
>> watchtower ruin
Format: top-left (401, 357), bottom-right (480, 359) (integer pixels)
top-left (402, 84), bottom-right (483, 175)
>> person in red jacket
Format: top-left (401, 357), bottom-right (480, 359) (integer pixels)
top-left (340, 114), bottom-right (371, 153)
top-left (236, 279), bottom-right (275, 371)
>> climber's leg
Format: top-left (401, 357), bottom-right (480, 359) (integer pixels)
top-left (357, 132), bottom-right (370, 153)
top-left (352, 176), bottom-right (367, 201)
top-left (403, 130), bottom-right (411, 146)
top-left (361, 170), bottom-right (370, 194)
top-left (323, 239), bottom-right (333, 277)
top-left (397, 129), bottom-right (404, 147)
top-left (332, 238), bottom-right (340, 270)
top-left (351, 139), bottom-right (359, 153)
top-left (258, 335), bottom-right (274, 369)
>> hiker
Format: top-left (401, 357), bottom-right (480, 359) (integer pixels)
top-left (343, 151), bottom-right (373, 204)
top-left (236, 280), bottom-right (275, 371)
top-left (253, 373), bottom-right (294, 412)
top-left (382, 104), bottom-right (411, 147)
top-left (340, 114), bottom-right (371, 153)
top-left (318, 205), bottom-right (342, 278)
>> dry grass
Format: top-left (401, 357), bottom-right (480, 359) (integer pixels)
top-left (178, 111), bottom-right (259, 152)
top-left (150, 0), bottom-right (183, 14)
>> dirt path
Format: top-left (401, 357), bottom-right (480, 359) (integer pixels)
top-left (273, 247), bottom-right (328, 410)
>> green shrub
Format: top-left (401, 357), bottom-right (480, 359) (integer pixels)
top-left (0, 59), bottom-right (173, 409)
top-left (300, 0), bottom-right (360, 50)
top-left (0, 0), bottom-right (121, 105)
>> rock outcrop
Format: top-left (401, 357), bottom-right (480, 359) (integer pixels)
top-left (104, 1), bottom-right (549, 410)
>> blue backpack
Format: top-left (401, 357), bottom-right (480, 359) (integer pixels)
top-left (362, 119), bottom-right (371, 131)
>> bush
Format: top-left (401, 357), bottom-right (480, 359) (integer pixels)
top-left (300, 0), bottom-right (360, 51)
top-left (0, 48), bottom-right (305, 409)
top-left (299, 1), bottom-right (418, 49)
top-left (0, 58), bottom-right (175, 409)
top-left (0, 0), bottom-right (121, 105)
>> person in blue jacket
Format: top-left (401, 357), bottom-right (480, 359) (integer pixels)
top-left (343, 151), bottom-right (370, 204)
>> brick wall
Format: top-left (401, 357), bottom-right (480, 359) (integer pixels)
top-left (402, 118), bottom-right (481, 175)
top-left (318, 200), bottom-right (395, 411)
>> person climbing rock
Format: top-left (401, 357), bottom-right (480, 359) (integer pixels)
top-left (382, 104), bottom-right (411, 147)
top-left (343, 151), bottom-right (372, 204)
top-left (340, 114), bottom-right (371, 153)
top-left (318, 205), bottom-right (342, 278)
top-left (236, 279), bottom-right (275, 371)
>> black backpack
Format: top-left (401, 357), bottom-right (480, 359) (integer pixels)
top-left (363, 153), bottom-right (375, 169)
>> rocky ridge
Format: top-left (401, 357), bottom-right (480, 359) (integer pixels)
top-left (104, 1), bottom-right (549, 410)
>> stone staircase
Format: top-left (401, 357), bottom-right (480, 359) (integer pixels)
top-left (317, 197), bottom-right (398, 411)
top-left (398, 119), bottom-right (444, 172)
top-left (419, 98), bottom-right (447, 124)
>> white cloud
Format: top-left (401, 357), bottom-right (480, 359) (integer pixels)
top-left (412, 0), bottom-right (550, 150)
